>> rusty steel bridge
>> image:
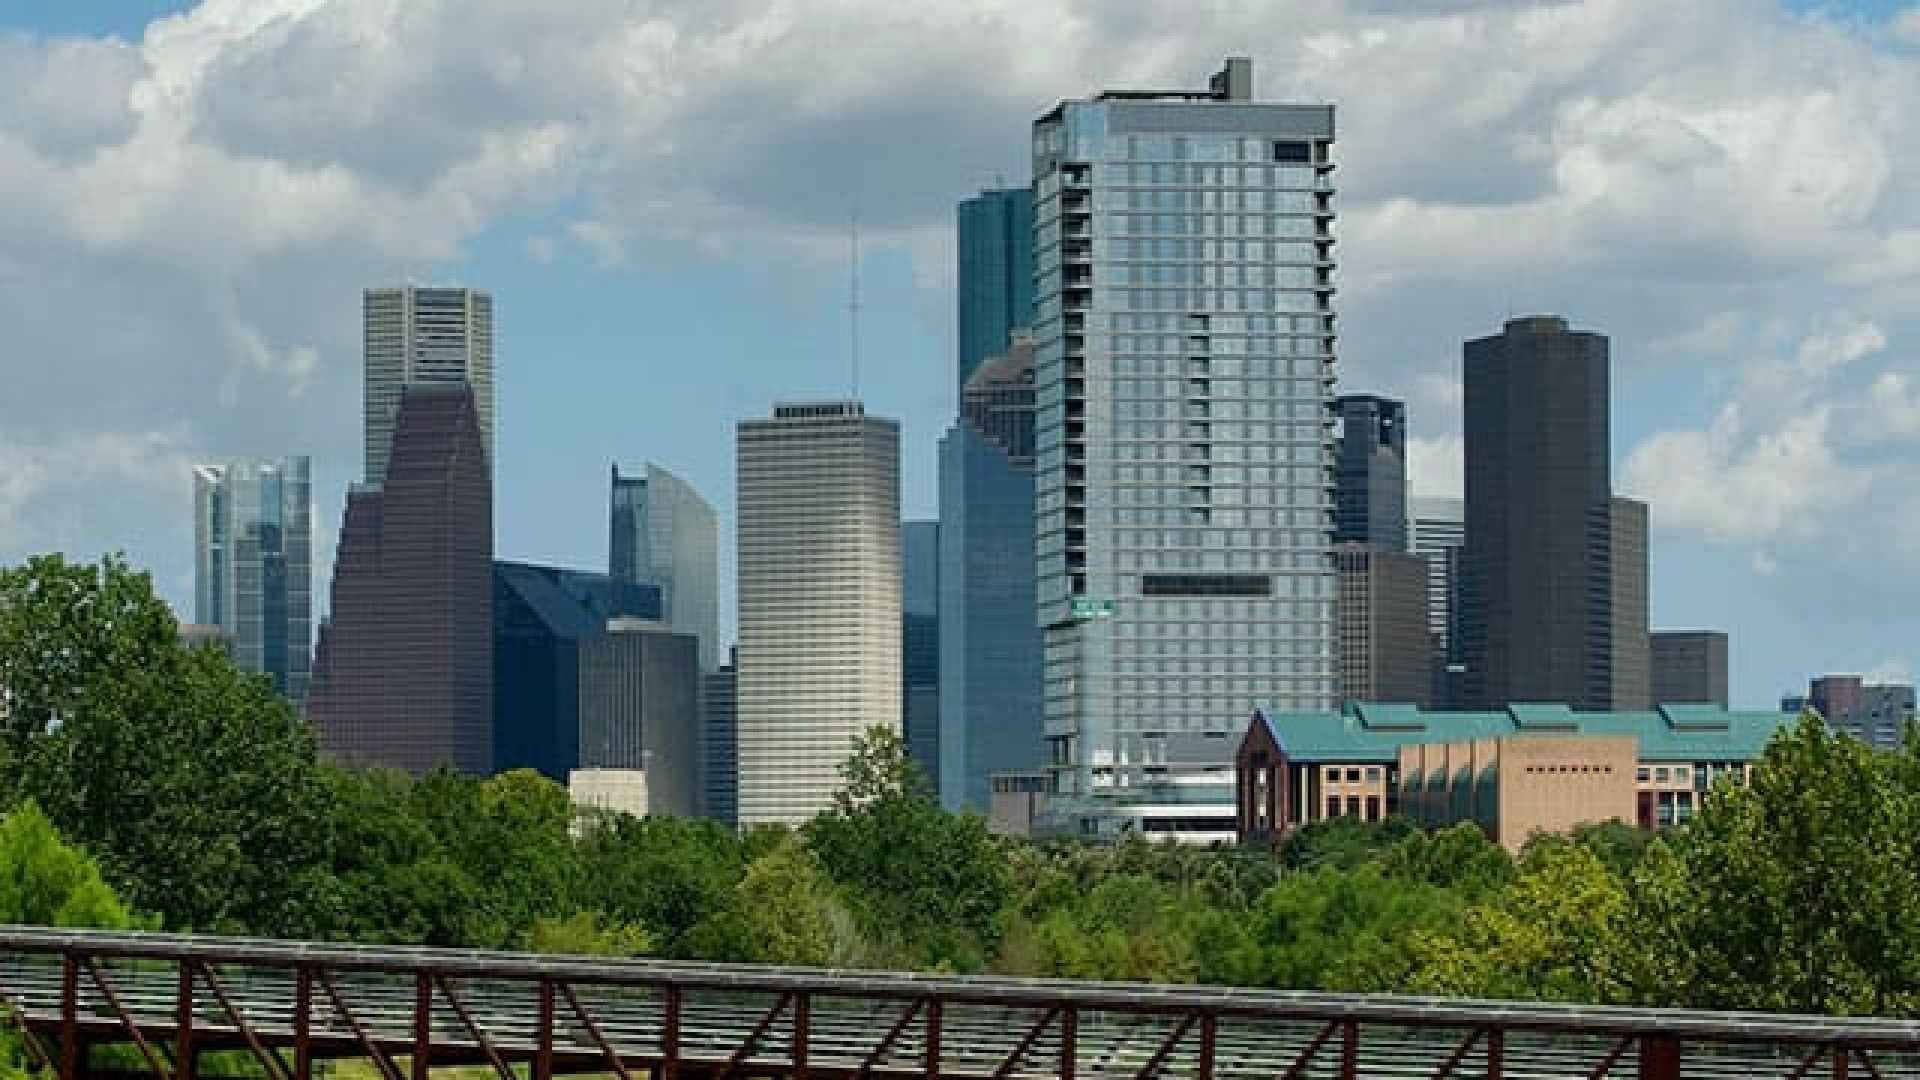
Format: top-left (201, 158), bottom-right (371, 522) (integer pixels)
top-left (0, 926), bottom-right (1917, 1080)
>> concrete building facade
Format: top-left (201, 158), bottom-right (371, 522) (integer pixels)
top-left (735, 402), bottom-right (901, 826)
top-left (1032, 57), bottom-right (1340, 840)
top-left (192, 456), bottom-right (312, 703)
top-left (1331, 395), bottom-right (1407, 550)
top-left (363, 286), bottom-right (494, 486)
top-left (308, 384), bottom-right (493, 774)
top-left (1652, 631), bottom-right (1729, 707)
top-left (937, 336), bottom-right (1045, 813)
top-left (1333, 544), bottom-right (1432, 707)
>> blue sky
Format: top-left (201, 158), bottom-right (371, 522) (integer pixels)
top-left (2, 0), bottom-right (1919, 708)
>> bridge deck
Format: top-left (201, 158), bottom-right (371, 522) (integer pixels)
top-left (0, 927), bottom-right (1915, 1079)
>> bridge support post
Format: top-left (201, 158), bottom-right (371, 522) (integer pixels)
top-left (1485, 1028), bottom-right (1503, 1080)
top-left (1059, 1006), bottom-right (1075, 1080)
top-left (925, 999), bottom-right (941, 1079)
top-left (535, 980), bottom-right (554, 1080)
top-left (1198, 1013), bottom-right (1215, 1080)
top-left (792, 992), bottom-right (809, 1080)
top-left (176, 962), bottom-right (196, 1080)
top-left (58, 953), bottom-right (79, 1080)
top-left (294, 967), bottom-right (312, 1080)
top-left (1833, 1047), bottom-right (1851, 1079)
top-left (659, 986), bottom-right (679, 1080)
top-left (413, 973), bottom-right (432, 1080)
top-left (1638, 1035), bottom-right (1681, 1080)
top-left (1339, 1020), bottom-right (1358, 1080)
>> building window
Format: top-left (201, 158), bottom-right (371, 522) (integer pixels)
top-left (1636, 766), bottom-right (1650, 783)
top-left (1346, 796), bottom-right (1361, 818)
top-left (1324, 767), bottom-right (1339, 783)
top-left (1326, 796), bottom-right (1340, 818)
top-left (1364, 767), bottom-right (1380, 782)
top-left (1365, 795), bottom-right (1380, 822)
top-left (1345, 767), bottom-right (1361, 783)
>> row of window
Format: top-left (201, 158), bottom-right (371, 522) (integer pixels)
top-left (1106, 443), bottom-right (1328, 465)
top-left (1101, 213), bottom-right (1329, 239)
top-left (1115, 188), bottom-right (1323, 213)
top-left (1108, 289), bottom-right (1330, 313)
top-left (1102, 163), bottom-right (1321, 187)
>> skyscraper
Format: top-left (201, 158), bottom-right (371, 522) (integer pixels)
top-left (902, 520), bottom-right (940, 785)
top-left (735, 402), bottom-right (900, 826)
top-left (957, 188), bottom-right (1036, 392)
top-left (1460, 316), bottom-right (1648, 710)
top-left (1807, 675), bottom-right (1915, 748)
top-left (609, 463), bottom-right (721, 671)
top-left (1331, 395), bottom-right (1407, 550)
top-left (364, 286), bottom-right (494, 486)
top-left (702, 649), bottom-right (739, 827)
top-left (1410, 497), bottom-right (1467, 705)
top-left (938, 336), bottom-right (1044, 813)
top-left (1333, 544), bottom-right (1432, 707)
top-left (307, 383), bottom-right (493, 774)
top-left (1652, 631), bottom-right (1729, 707)
top-left (193, 457), bottom-right (313, 703)
top-left (1032, 57), bottom-right (1339, 838)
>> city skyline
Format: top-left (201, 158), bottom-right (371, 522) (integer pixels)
top-left (5, 2), bottom-right (1920, 707)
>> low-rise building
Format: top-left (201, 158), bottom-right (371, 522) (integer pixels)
top-left (1236, 702), bottom-right (1783, 853)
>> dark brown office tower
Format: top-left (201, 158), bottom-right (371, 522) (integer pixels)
top-left (1334, 544), bottom-right (1432, 707)
top-left (308, 383), bottom-right (493, 773)
top-left (1652, 631), bottom-right (1729, 707)
top-left (1461, 316), bottom-right (1642, 710)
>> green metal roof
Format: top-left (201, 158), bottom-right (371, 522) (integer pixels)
top-left (1255, 702), bottom-right (1790, 763)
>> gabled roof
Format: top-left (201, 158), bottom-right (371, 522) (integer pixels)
top-left (1252, 702), bottom-right (1789, 763)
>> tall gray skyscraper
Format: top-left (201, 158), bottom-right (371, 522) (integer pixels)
top-left (1461, 316), bottom-right (1648, 710)
top-left (1033, 57), bottom-right (1339, 839)
top-left (1334, 544), bottom-right (1432, 707)
top-left (938, 336), bottom-right (1044, 813)
top-left (193, 457), bottom-right (313, 703)
top-left (702, 648), bottom-right (739, 827)
top-left (364, 286), bottom-right (494, 485)
top-left (957, 188), bottom-right (1036, 393)
top-left (1332, 395), bottom-right (1407, 550)
top-left (735, 402), bottom-right (901, 827)
top-left (1410, 496), bottom-right (1466, 706)
top-left (609, 463), bottom-right (721, 672)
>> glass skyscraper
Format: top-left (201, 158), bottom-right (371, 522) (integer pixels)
top-left (937, 335), bottom-right (1044, 813)
top-left (364, 286), bottom-right (494, 486)
top-left (902, 520), bottom-right (941, 785)
top-left (609, 463), bottom-right (721, 672)
top-left (193, 457), bottom-right (312, 703)
top-left (957, 188), bottom-right (1036, 394)
top-left (1032, 57), bottom-right (1339, 838)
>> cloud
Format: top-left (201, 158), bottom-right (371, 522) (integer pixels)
top-left (1, 0), bottom-right (1919, 635)
top-left (1407, 435), bottom-right (1464, 500)
top-left (1896, 7), bottom-right (1920, 46)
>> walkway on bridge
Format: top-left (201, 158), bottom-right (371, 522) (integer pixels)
top-left (0, 926), bottom-right (1917, 1079)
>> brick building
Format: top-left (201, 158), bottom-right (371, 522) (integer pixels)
top-left (1236, 702), bottom-right (1782, 853)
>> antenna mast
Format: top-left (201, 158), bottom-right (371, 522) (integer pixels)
top-left (849, 211), bottom-right (862, 399)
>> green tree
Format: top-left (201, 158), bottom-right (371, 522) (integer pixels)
top-left (19, 636), bottom-right (337, 936)
top-left (688, 838), bottom-right (842, 966)
top-left (1275, 815), bottom-right (1418, 873)
top-left (1380, 823), bottom-right (1515, 896)
top-left (804, 728), bottom-right (1010, 970)
top-left (1622, 713), bottom-right (1920, 1014)
top-left (1233, 865), bottom-right (1460, 992)
top-left (525, 911), bottom-right (653, 957)
top-left (1408, 842), bottom-right (1628, 1002)
top-left (0, 801), bottom-right (137, 929)
top-left (574, 814), bottom-right (744, 958)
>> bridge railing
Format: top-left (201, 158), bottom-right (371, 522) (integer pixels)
top-left (0, 925), bottom-right (1917, 1079)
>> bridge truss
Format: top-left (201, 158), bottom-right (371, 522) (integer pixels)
top-left (1, 927), bottom-right (1919, 1079)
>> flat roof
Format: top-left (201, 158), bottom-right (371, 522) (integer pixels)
top-left (1254, 703), bottom-right (1789, 763)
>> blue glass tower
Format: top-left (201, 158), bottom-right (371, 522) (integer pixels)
top-left (937, 338), bottom-right (1044, 812)
top-left (956, 188), bottom-right (1035, 392)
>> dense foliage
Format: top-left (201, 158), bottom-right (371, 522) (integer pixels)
top-left (4, 554), bottom-right (1920, 1016)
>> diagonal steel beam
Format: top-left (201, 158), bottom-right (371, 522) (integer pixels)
top-left (992, 1006), bottom-right (1060, 1079)
top-left (1131, 1012), bottom-right (1198, 1080)
top-left (317, 970), bottom-right (403, 1080)
top-left (557, 980), bottom-right (632, 1080)
top-left (193, 961), bottom-right (291, 1080)
top-left (1585, 1035), bottom-right (1635, 1079)
top-left (1429, 1027), bottom-right (1484, 1080)
top-left (718, 992), bottom-right (794, 1080)
top-left (0, 974), bottom-right (57, 1072)
top-left (858, 997), bottom-right (924, 1078)
top-left (433, 975), bottom-right (514, 1080)
top-left (1788, 1045), bottom-right (1828, 1080)
top-left (85, 959), bottom-right (171, 1080)
top-left (1280, 1020), bottom-right (1339, 1080)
